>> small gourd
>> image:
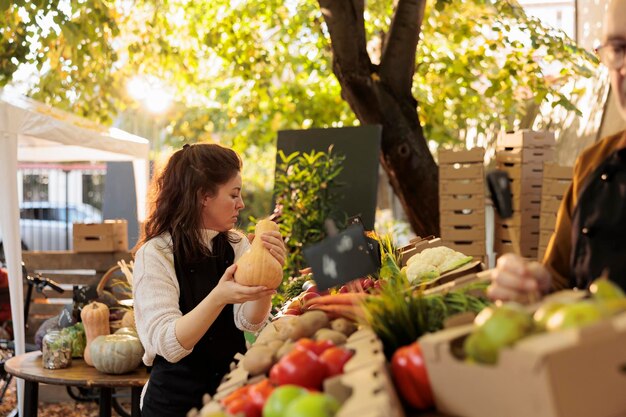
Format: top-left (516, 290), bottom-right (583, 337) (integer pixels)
top-left (80, 301), bottom-right (110, 366)
top-left (235, 219), bottom-right (283, 289)
top-left (90, 334), bottom-right (144, 374)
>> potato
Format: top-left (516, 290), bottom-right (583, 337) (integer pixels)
top-left (314, 328), bottom-right (348, 345)
top-left (331, 318), bottom-right (357, 336)
top-left (274, 340), bottom-right (295, 360)
top-left (255, 323), bottom-right (283, 345)
top-left (289, 311), bottom-right (330, 340)
top-left (264, 339), bottom-right (284, 356)
top-left (242, 345), bottom-right (275, 375)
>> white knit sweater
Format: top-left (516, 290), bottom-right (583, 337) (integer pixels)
top-left (132, 229), bottom-right (267, 367)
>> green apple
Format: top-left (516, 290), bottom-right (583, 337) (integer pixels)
top-left (533, 301), bottom-right (569, 331)
top-left (589, 278), bottom-right (625, 301)
top-left (262, 385), bottom-right (308, 417)
top-left (464, 303), bottom-right (534, 365)
top-left (283, 393), bottom-right (341, 417)
top-left (546, 301), bottom-right (604, 331)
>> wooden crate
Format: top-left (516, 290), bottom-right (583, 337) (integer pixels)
top-left (439, 163), bottom-right (484, 180)
top-left (538, 164), bottom-right (573, 262)
top-left (439, 179), bottom-right (485, 196)
top-left (495, 211), bottom-right (541, 229)
top-left (73, 220), bottom-right (128, 253)
top-left (497, 161), bottom-right (545, 180)
top-left (438, 147), bottom-right (485, 164)
top-left (498, 130), bottom-right (556, 149)
top-left (508, 176), bottom-right (543, 197)
top-left (438, 148), bottom-right (486, 259)
top-left (440, 194), bottom-right (485, 211)
top-left (21, 251), bottom-right (132, 343)
top-left (543, 163), bottom-right (573, 180)
top-left (441, 241), bottom-right (486, 257)
top-left (494, 239), bottom-right (539, 259)
top-left (441, 226), bottom-right (486, 242)
top-left (440, 209), bottom-right (485, 228)
top-left (541, 197), bottom-right (563, 214)
top-left (495, 147), bottom-right (556, 164)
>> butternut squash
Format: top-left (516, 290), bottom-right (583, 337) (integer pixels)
top-left (80, 301), bottom-right (110, 366)
top-left (235, 219), bottom-right (283, 289)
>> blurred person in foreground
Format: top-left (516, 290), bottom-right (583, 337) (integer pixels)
top-left (133, 143), bottom-right (285, 416)
top-left (489, 0), bottom-right (626, 300)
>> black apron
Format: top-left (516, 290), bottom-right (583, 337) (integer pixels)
top-left (141, 235), bottom-right (246, 417)
top-left (570, 147), bottom-right (626, 291)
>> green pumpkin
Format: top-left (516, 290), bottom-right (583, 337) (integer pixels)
top-left (90, 334), bottom-right (144, 374)
top-left (114, 327), bottom-right (138, 337)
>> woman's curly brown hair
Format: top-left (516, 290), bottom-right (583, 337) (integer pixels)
top-left (137, 143), bottom-right (242, 261)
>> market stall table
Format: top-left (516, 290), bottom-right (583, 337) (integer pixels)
top-left (4, 351), bottom-right (148, 417)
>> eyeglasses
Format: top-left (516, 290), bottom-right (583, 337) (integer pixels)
top-left (595, 43), bottom-right (626, 70)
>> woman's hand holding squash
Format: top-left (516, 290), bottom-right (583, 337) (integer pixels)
top-left (213, 264), bottom-right (276, 305)
top-left (248, 231), bottom-right (286, 266)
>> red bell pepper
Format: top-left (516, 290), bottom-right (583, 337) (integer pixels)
top-left (391, 341), bottom-right (434, 410)
top-left (318, 346), bottom-right (353, 377)
top-left (269, 347), bottom-right (327, 390)
top-left (248, 378), bottom-right (275, 410)
top-left (221, 379), bottom-right (274, 417)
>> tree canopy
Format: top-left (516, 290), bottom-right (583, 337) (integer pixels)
top-left (1, 0), bottom-right (598, 232)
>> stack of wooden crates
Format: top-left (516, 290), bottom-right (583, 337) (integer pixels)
top-left (494, 130), bottom-right (556, 259)
top-left (537, 164), bottom-right (573, 260)
top-left (438, 147), bottom-right (487, 261)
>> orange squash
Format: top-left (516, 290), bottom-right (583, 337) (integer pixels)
top-left (235, 219), bottom-right (283, 289)
top-left (80, 301), bottom-right (110, 367)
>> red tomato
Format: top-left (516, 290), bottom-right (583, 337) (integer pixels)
top-left (294, 338), bottom-right (335, 356)
top-left (319, 347), bottom-right (354, 377)
top-left (269, 348), bottom-right (327, 390)
top-left (391, 342), bottom-right (434, 410)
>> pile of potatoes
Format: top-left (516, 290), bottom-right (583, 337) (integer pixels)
top-left (242, 311), bottom-right (358, 376)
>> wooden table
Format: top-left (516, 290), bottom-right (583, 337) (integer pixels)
top-left (4, 351), bottom-right (148, 417)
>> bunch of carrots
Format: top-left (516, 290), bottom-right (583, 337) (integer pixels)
top-left (301, 292), bottom-right (371, 322)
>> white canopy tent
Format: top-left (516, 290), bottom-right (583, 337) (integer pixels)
top-left (0, 87), bottom-right (150, 413)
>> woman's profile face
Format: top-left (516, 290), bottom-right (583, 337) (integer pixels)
top-left (200, 172), bottom-right (245, 231)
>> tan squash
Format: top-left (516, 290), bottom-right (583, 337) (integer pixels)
top-left (121, 310), bottom-right (136, 331)
top-left (235, 219), bottom-right (283, 289)
top-left (80, 301), bottom-right (110, 366)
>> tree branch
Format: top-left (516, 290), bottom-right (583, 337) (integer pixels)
top-left (379, 0), bottom-right (426, 98)
top-left (318, 0), bottom-right (369, 74)
top-left (318, 0), bottom-right (380, 122)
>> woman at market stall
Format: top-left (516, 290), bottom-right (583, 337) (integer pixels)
top-left (489, 0), bottom-right (626, 300)
top-left (132, 143), bottom-right (286, 416)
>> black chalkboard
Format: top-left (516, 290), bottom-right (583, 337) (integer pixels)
top-left (303, 224), bottom-right (379, 291)
top-left (276, 126), bottom-right (382, 230)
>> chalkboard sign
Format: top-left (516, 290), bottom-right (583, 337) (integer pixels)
top-left (276, 126), bottom-right (382, 230)
top-left (303, 224), bottom-right (379, 291)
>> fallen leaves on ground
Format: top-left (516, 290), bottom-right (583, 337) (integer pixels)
top-left (0, 379), bottom-right (101, 416)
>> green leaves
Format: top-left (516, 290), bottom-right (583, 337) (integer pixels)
top-left (272, 146), bottom-right (346, 280)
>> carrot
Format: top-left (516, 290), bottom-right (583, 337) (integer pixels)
top-left (302, 293), bottom-right (370, 309)
top-left (307, 304), bottom-right (365, 321)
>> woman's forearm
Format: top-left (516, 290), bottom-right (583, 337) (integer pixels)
top-left (175, 291), bottom-right (225, 350)
top-left (242, 294), bottom-right (272, 326)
